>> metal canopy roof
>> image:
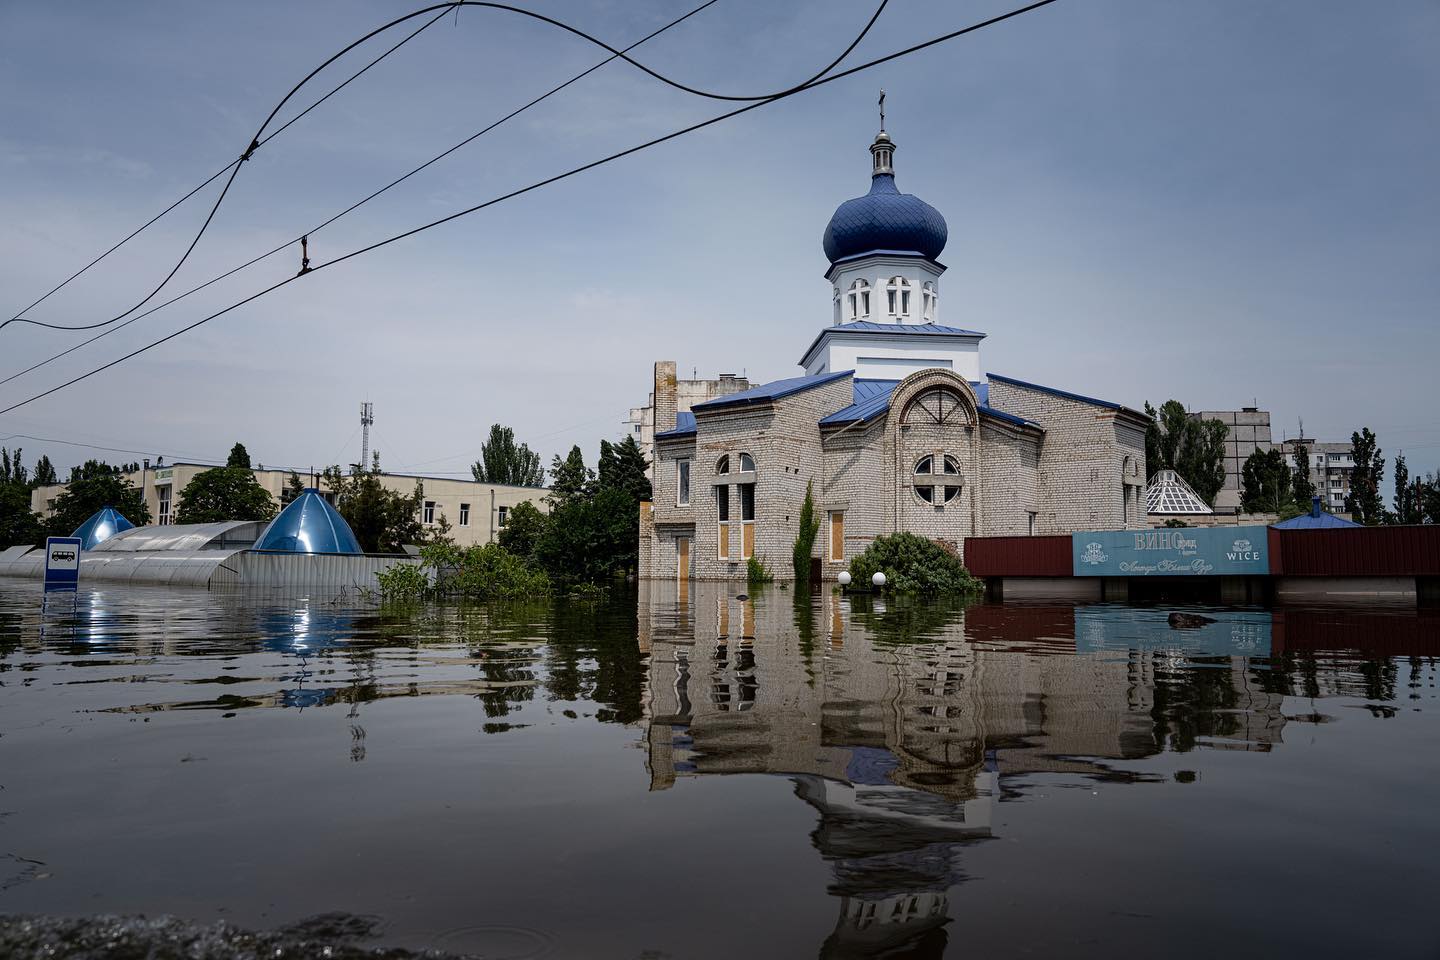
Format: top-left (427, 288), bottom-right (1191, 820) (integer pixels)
top-left (1145, 470), bottom-right (1214, 515)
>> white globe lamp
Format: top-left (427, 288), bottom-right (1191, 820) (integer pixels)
top-left (837, 571), bottom-right (851, 587)
top-left (872, 571), bottom-right (886, 588)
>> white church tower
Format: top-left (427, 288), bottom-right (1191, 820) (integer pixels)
top-left (800, 123), bottom-right (984, 382)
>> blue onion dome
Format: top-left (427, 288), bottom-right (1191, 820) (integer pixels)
top-left (254, 489), bottom-right (362, 554)
top-left (822, 131), bottom-right (948, 263)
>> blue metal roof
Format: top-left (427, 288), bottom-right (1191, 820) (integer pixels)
top-left (71, 506), bottom-right (134, 550)
top-left (820, 379), bottom-right (899, 426)
top-left (829, 320), bottom-right (986, 337)
top-left (654, 411), bottom-right (697, 440)
top-left (1272, 498), bottom-right (1362, 529)
top-left (818, 379), bottom-right (1040, 430)
top-left (691, 370), bottom-right (853, 412)
top-left (799, 322), bottom-right (988, 370)
top-left (987, 373), bottom-right (1131, 413)
top-left (823, 173), bottom-right (947, 264)
top-left (253, 489), bottom-right (362, 554)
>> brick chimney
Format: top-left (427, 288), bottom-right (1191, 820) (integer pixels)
top-left (654, 361), bottom-right (678, 434)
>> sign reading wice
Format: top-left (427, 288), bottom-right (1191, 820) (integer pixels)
top-left (44, 536), bottom-right (82, 588)
top-left (1072, 526), bottom-right (1270, 577)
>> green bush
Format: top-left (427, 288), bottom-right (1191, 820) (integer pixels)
top-left (847, 533), bottom-right (983, 597)
top-left (377, 543), bottom-right (551, 603)
top-left (375, 562), bottom-right (430, 604)
top-left (747, 555), bottom-right (773, 586)
top-left (427, 542), bottom-right (551, 601)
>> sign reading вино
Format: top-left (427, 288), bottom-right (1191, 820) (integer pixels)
top-left (1072, 525), bottom-right (1270, 577)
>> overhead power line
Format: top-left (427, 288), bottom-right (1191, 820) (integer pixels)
top-left (3, 0), bottom-right (888, 336)
top-left (3, 8), bottom-right (452, 332)
top-left (0, 0), bottom-right (733, 388)
top-left (0, 0), bottom-right (1060, 418)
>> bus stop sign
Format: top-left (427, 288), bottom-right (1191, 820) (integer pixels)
top-left (44, 536), bottom-right (82, 588)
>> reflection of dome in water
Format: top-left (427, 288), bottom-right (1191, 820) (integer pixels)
top-left (253, 489), bottom-right (362, 554)
top-left (71, 506), bottom-right (134, 550)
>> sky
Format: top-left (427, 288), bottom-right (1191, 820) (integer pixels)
top-left (1, 0), bottom-right (1437, 484)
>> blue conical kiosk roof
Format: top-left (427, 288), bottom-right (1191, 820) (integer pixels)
top-left (71, 506), bottom-right (135, 550)
top-left (1272, 496), bottom-right (1363, 530)
top-left (253, 489), bottom-right (362, 554)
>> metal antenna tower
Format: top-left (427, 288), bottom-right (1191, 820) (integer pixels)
top-left (360, 401), bottom-right (374, 469)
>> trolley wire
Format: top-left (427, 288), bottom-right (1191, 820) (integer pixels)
top-left (0, 0), bottom-right (730, 388)
top-left (0, 0), bottom-right (1061, 418)
top-left (3, 8), bottom-right (452, 330)
top-left (3, 0), bottom-right (888, 335)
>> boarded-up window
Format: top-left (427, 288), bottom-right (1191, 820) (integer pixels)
top-left (830, 511), bottom-right (845, 562)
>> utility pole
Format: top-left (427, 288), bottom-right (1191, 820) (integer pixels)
top-left (360, 402), bottom-right (374, 471)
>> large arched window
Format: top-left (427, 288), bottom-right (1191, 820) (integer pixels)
top-left (921, 282), bottom-right (937, 322)
top-left (914, 455), bottom-right (962, 504)
top-left (886, 276), bottom-right (911, 320)
top-left (902, 388), bottom-right (969, 427)
top-left (847, 279), bottom-right (871, 321)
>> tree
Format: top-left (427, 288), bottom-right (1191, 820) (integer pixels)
top-left (497, 500), bottom-right (547, 557)
top-left (1344, 427), bottom-right (1385, 525)
top-left (0, 484), bottom-right (42, 547)
top-left (532, 486), bottom-right (637, 584)
top-left (284, 471), bottom-right (306, 504)
top-left (2, 447), bottom-right (28, 487)
top-left (792, 481), bottom-right (820, 584)
top-left (547, 445), bottom-right (593, 505)
top-left (174, 467), bottom-right (277, 524)
top-left (45, 460), bottom-right (151, 536)
top-left (1291, 441), bottom-right (1316, 505)
top-left (31, 455), bottom-right (57, 488)
top-left (597, 435), bottom-right (652, 504)
top-left (1240, 448), bottom-right (1295, 515)
top-left (1144, 400), bottom-right (1227, 505)
top-left (471, 424), bottom-right (544, 487)
top-left (1391, 453), bottom-right (1422, 525)
top-left (322, 454), bottom-right (423, 553)
top-left (1420, 472), bottom-right (1440, 525)
top-left (0, 448), bottom-right (43, 547)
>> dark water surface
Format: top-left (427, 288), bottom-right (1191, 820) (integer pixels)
top-left (0, 580), bottom-right (1437, 959)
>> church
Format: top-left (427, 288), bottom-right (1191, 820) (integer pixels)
top-left (638, 124), bottom-right (1148, 582)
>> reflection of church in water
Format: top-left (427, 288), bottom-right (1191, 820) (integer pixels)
top-left (637, 582), bottom-right (1289, 956)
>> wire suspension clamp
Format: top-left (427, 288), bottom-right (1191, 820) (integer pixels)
top-left (298, 235), bottom-right (312, 275)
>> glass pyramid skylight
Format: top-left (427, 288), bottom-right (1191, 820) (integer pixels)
top-left (1145, 469), bottom-right (1213, 515)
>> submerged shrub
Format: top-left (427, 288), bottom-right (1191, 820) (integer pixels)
top-left (847, 533), bottom-right (983, 597)
top-left (376, 561), bottom-right (430, 604)
top-left (747, 556), bottom-right (773, 586)
top-left (378, 543), bottom-right (551, 603)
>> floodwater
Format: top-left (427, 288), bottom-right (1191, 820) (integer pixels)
top-left (0, 580), bottom-right (1437, 959)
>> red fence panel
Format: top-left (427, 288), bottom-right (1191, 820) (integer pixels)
top-left (963, 535), bottom-right (1072, 577)
top-left (1270, 526), bottom-right (1440, 577)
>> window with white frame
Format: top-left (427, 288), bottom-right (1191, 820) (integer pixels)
top-left (459, 503), bottom-right (470, 526)
top-left (497, 505), bottom-right (509, 526)
top-left (921, 282), bottom-right (937, 321)
top-left (423, 500), bottom-right (436, 525)
top-left (738, 452), bottom-right (754, 473)
top-left (677, 460), bottom-right (691, 506)
top-left (715, 454), bottom-right (730, 475)
top-left (886, 276), bottom-right (911, 319)
top-left (847, 279), bottom-right (871, 320)
top-left (157, 485), bottom-right (172, 525)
